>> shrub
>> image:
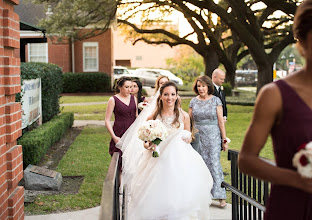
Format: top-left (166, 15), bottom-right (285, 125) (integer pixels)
top-left (18, 112), bottom-right (74, 167)
top-left (223, 82), bottom-right (232, 96)
top-left (62, 72), bottom-right (111, 93)
top-left (20, 62), bottom-right (63, 123)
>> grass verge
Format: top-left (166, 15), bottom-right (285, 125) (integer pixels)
top-left (60, 96), bottom-right (111, 104)
top-left (25, 126), bottom-right (111, 214)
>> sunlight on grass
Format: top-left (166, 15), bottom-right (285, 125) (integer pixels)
top-left (60, 96), bottom-right (110, 104)
top-left (25, 126), bottom-right (111, 214)
top-left (61, 104), bottom-right (107, 115)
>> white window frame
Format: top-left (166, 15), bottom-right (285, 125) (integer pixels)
top-left (27, 43), bottom-right (48, 63)
top-left (83, 42), bottom-right (99, 72)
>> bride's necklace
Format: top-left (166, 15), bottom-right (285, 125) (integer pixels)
top-left (160, 111), bottom-right (177, 129)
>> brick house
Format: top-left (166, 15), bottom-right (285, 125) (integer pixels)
top-left (1, 0), bottom-right (24, 219)
top-left (14, 0), bottom-right (114, 78)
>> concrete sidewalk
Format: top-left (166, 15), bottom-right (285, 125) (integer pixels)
top-left (25, 201), bottom-right (232, 220)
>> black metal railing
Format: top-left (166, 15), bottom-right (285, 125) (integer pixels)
top-left (99, 152), bottom-right (121, 220)
top-left (222, 149), bottom-right (275, 220)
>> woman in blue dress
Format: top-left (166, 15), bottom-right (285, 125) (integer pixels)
top-left (189, 75), bottom-right (229, 208)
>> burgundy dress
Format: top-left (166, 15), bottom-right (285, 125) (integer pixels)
top-left (265, 80), bottom-right (312, 220)
top-left (109, 95), bottom-right (136, 169)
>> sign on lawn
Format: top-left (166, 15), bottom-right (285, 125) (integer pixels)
top-left (21, 78), bottom-right (42, 129)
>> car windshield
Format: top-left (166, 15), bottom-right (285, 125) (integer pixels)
top-left (114, 68), bottom-right (129, 75)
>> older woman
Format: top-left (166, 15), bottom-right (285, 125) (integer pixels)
top-left (189, 75), bottom-right (228, 208)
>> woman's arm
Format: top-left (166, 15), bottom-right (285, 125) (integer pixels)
top-left (181, 110), bottom-right (192, 144)
top-left (105, 97), bottom-right (120, 144)
top-left (217, 105), bottom-right (228, 151)
top-left (182, 110), bottom-right (191, 132)
top-left (238, 83), bottom-right (312, 193)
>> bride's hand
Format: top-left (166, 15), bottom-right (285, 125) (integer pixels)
top-left (182, 136), bottom-right (192, 144)
top-left (144, 141), bottom-right (156, 150)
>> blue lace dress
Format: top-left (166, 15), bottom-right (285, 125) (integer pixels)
top-left (189, 96), bottom-right (226, 200)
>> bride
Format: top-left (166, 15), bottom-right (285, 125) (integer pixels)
top-left (117, 81), bottom-right (213, 219)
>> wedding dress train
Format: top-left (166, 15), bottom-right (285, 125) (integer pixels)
top-left (128, 129), bottom-right (213, 220)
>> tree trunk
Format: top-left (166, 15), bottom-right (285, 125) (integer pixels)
top-left (203, 48), bottom-right (219, 77)
top-left (256, 62), bottom-right (273, 94)
top-left (224, 64), bottom-right (236, 88)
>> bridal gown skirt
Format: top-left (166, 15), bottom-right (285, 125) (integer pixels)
top-left (127, 130), bottom-right (213, 220)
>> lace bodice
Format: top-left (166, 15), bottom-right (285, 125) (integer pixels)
top-left (156, 113), bottom-right (184, 136)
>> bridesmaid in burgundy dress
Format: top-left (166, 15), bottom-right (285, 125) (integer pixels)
top-left (238, 1), bottom-right (312, 219)
top-left (105, 76), bottom-right (137, 169)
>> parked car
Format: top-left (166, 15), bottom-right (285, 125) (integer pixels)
top-left (113, 66), bottom-right (133, 80)
top-left (133, 68), bottom-right (183, 87)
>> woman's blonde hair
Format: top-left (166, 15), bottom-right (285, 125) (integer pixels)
top-left (154, 75), bottom-right (170, 93)
top-left (152, 81), bottom-right (181, 127)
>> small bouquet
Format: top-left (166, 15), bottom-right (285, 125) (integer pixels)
top-left (292, 141), bottom-right (312, 178)
top-left (138, 119), bottom-right (168, 157)
top-left (138, 101), bottom-right (150, 110)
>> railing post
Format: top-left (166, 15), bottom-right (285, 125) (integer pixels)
top-left (99, 153), bottom-right (120, 220)
top-left (224, 149), bottom-right (274, 220)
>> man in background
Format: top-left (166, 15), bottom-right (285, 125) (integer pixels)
top-left (212, 69), bottom-right (227, 123)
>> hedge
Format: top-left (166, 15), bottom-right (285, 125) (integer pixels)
top-left (18, 112), bottom-right (74, 167)
top-left (62, 72), bottom-right (111, 93)
top-left (20, 62), bottom-right (63, 123)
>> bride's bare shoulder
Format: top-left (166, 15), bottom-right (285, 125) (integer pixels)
top-left (180, 109), bottom-right (190, 120)
top-left (147, 115), bottom-right (153, 121)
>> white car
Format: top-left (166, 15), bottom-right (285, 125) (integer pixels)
top-left (134, 68), bottom-right (183, 87)
top-left (113, 66), bottom-right (133, 80)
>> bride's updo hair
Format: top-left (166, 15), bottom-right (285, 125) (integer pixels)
top-left (152, 81), bottom-right (181, 127)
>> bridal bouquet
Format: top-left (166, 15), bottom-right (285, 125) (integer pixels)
top-left (138, 101), bottom-right (150, 110)
top-left (292, 141), bottom-right (312, 178)
top-left (138, 119), bottom-right (168, 157)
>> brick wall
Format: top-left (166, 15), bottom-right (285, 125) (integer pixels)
top-left (0, 0), bottom-right (24, 220)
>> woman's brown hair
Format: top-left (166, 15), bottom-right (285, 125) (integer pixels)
top-left (293, 0), bottom-right (312, 42)
top-left (293, 0), bottom-right (312, 57)
top-left (114, 76), bottom-right (132, 94)
top-left (154, 75), bottom-right (170, 93)
top-left (192, 75), bottom-right (214, 95)
top-left (152, 81), bottom-right (181, 127)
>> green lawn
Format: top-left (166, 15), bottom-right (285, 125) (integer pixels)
top-left (25, 126), bottom-right (111, 214)
top-left (60, 96), bottom-right (111, 104)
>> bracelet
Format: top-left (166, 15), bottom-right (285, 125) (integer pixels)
top-left (223, 137), bottom-right (231, 144)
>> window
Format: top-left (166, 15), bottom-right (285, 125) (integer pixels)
top-left (83, 42), bottom-right (99, 72)
top-left (28, 43), bottom-right (48, 63)
top-left (136, 56), bottom-right (142, 61)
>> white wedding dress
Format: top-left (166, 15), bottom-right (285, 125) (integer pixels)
top-left (117, 92), bottom-right (213, 220)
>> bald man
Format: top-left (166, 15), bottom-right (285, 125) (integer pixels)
top-left (212, 69), bottom-right (227, 122)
